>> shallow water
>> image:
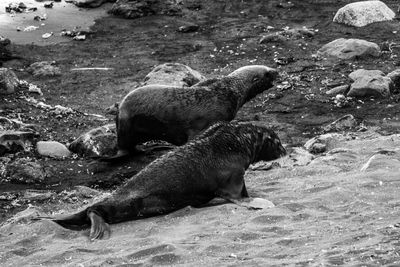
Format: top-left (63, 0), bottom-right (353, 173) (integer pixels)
top-left (0, 0), bottom-right (110, 45)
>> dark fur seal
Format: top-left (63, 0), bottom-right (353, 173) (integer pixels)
top-left (52, 122), bottom-right (286, 240)
top-left (112, 65), bottom-right (278, 159)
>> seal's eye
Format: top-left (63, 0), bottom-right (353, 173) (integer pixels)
top-left (252, 76), bottom-right (260, 83)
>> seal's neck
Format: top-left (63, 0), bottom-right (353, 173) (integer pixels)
top-left (217, 77), bottom-right (250, 109)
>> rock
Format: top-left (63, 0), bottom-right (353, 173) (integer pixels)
top-left (386, 69), bottom-right (400, 93)
top-left (307, 142), bottom-right (327, 154)
top-left (0, 116), bottom-right (38, 132)
top-left (110, 0), bottom-right (182, 19)
top-left (304, 133), bottom-right (342, 154)
top-left (333, 94), bottom-right (352, 108)
top-left (333, 0), bottom-right (395, 27)
top-left (0, 36), bottom-right (13, 63)
top-left (348, 69), bottom-right (392, 98)
top-left (27, 61), bottom-right (61, 77)
top-left (36, 141), bottom-right (71, 158)
top-left (23, 189), bottom-right (54, 201)
top-left (326, 85), bottom-right (350, 96)
top-left (68, 124), bottom-right (117, 157)
top-left (323, 114), bottom-right (357, 132)
top-left (0, 131), bottom-right (38, 156)
top-left (73, 0), bottom-right (115, 8)
top-left (317, 38), bottom-right (380, 60)
top-left (259, 33), bottom-right (287, 44)
top-left (5, 158), bottom-right (46, 184)
top-left (0, 68), bottom-right (19, 94)
top-left (177, 24), bottom-right (199, 33)
top-left (260, 27), bottom-right (314, 44)
top-left (143, 63), bottom-right (206, 87)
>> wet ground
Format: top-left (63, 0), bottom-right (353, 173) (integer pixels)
top-left (1, 0), bottom-right (400, 235)
top-left (0, 0), bottom-right (110, 45)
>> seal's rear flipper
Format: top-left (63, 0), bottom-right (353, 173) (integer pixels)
top-left (88, 211), bottom-right (110, 241)
top-left (51, 209), bottom-right (90, 230)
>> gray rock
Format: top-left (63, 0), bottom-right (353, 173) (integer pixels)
top-left (177, 24), bottom-right (199, 33)
top-left (68, 124), bottom-right (117, 157)
top-left (317, 38), bottom-right (380, 60)
top-left (260, 27), bottom-right (314, 44)
top-left (333, 0), bottom-right (395, 27)
top-left (143, 63), bottom-right (205, 87)
top-left (259, 33), bottom-right (287, 44)
top-left (304, 133), bottom-right (342, 155)
top-left (0, 116), bottom-right (38, 132)
top-left (110, 0), bottom-right (182, 19)
top-left (6, 158), bottom-right (46, 184)
top-left (323, 114), bottom-right (357, 132)
top-left (0, 130), bottom-right (38, 156)
top-left (73, 0), bottom-right (116, 8)
top-left (36, 141), bottom-right (71, 158)
top-left (326, 84), bottom-right (350, 96)
top-left (386, 69), bottom-right (400, 93)
top-left (0, 68), bottom-right (19, 94)
top-left (348, 69), bottom-right (392, 98)
top-left (27, 61), bottom-right (61, 77)
top-left (23, 189), bottom-right (54, 201)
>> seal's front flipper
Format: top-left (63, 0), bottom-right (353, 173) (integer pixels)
top-left (228, 197), bottom-right (275, 210)
top-left (88, 211), bottom-right (110, 241)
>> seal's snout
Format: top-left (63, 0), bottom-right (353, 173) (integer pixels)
top-left (267, 67), bottom-right (279, 80)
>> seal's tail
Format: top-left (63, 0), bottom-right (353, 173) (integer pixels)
top-left (51, 209), bottom-right (90, 230)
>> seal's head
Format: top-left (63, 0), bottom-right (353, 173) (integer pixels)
top-left (252, 125), bottom-right (286, 162)
top-left (228, 65), bottom-right (278, 102)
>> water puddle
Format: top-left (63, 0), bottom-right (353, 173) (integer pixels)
top-left (0, 0), bottom-right (110, 45)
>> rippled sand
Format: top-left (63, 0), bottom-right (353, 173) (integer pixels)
top-left (1, 130), bottom-right (400, 266)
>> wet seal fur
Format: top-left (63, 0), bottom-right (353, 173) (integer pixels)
top-left (111, 65), bottom-right (278, 159)
top-left (51, 122), bottom-right (286, 240)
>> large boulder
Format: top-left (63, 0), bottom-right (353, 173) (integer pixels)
top-left (0, 68), bottom-right (19, 94)
top-left (73, 0), bottom-right (116, 8)
top-left (333, 0), bottom-right (395, 27)
top-left (68, 124), bottom-right (117, 157)
top-left (109, 0), bottom-right (182, 19)
top-left (143, 63), bottom-right (206, 87)
top-left (348, 69), bottom-right (392, 98)
top-left (317, 38), bottom-right (380, 60)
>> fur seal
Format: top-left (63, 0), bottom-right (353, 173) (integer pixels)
top-left (112, 65), bottom-right (278, 159)
top-left (51, 122), bottom-right (286, 240)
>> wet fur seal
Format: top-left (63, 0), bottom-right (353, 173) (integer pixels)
top-left (51, 122), bottom-right (286, 240)
top-left (111, 65), bottom-right (278, 159)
